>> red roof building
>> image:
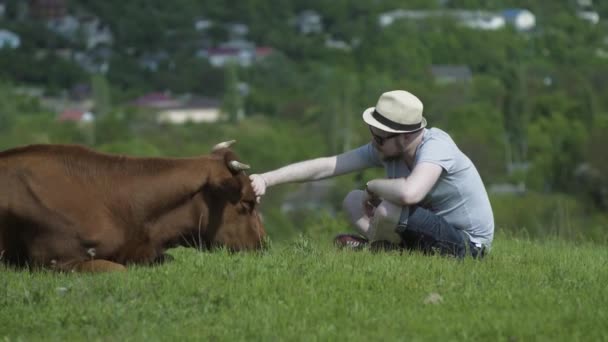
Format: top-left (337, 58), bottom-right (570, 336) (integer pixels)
top-left (58, 109), bottom-right (94, 123)
top-left (131, 92), bottom-right (182, 109)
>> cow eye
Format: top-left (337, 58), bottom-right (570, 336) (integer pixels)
top-left (242, 200), bottom-right (256, 211)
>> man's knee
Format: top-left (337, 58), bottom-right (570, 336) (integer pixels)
top-left (368, 201), bottom-right (403, 243)
top-left (372, 201), bottom-right (401, 226)
top-left (342, 190), bottom-right (365, 215)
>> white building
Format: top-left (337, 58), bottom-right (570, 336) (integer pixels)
top-left (293, 10), bottom-right (323, 34)
top-left (196, 41), bottom-right (273, 68)
top-left (577, 10), bottom-right (600, 25)
top-left (501, 9), bottom-right (536, 31)
top-left (79, 16), bottom-right (114, 49)
top-left (157, 97), bottom-right (224, 125)
top-left (194, 18), bottom-right (213, 31)
top-left (46, 15), bottom-right (79, 38)
top-left (378, 10), bottom-right (433, 27)
top-left (378, 9), bottom-right (505, 31)
top-left (0, 30), bottom-right (20, 49)
top-left (46, 14), bottom-right (114, 49)
top-left (454, 10), bottom-right (505, 30)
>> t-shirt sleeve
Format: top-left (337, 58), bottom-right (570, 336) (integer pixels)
top-left (416, 137), bottom-right (456, 172)
top-left (352, 143), bottom-right (383, 168)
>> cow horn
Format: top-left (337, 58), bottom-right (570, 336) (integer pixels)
top-left (212, 140), bottom-right (236, 151)
top-left (229, 160), bottom-right (250, 172)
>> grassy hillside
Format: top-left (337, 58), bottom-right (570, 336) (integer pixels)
top-left (1, 234), bottom-right (606, 341)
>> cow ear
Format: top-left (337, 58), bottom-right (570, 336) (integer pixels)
top-left (222, 150), bottom-right (247, 175)
top-left (215, 177), bottom-right (243, 203)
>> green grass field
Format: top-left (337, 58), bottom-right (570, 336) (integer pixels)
top-left (1, 235), bottom-right (607, 341)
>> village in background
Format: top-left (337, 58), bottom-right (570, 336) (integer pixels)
top-left (1, 0), bottom-right (607, 241)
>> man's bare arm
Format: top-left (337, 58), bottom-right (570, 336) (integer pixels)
top-left (262, 148), bottom-right (371, 186)
top-left (250, 148), bottom-right (372, 198)
top-left (366, 162), bottom-right (443, 206)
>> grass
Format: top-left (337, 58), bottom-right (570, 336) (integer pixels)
top-left (1, 235), bottom-right (607, 341)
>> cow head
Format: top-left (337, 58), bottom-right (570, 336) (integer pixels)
top-left (187, 141), bottom-right (266, 251)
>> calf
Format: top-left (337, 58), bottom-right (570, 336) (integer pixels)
top-left (0, 141), bottom-right (265, 272)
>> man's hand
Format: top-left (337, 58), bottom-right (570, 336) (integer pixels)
top-left (365, 183), bottom-right (382, 206)
top-left (363, 185), bottom-right (381, 217)
top-left (249, 174), bottom-right (268, 202)
top-left (363, 198), bottom-right (376, 217)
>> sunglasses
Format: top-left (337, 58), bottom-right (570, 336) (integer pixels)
top-left (369, 126), bottom-right (401, 146)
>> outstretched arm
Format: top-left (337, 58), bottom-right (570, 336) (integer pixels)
top-left (250, 148), bottom-right (372, 198)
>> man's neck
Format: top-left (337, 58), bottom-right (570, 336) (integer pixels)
top-left (403, 132), bottom-right (424, 168)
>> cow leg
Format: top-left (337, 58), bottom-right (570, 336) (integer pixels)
top-left (73, 260), bottom-right (127, 272)
top-left (51, 259), bottom-right (127, 273)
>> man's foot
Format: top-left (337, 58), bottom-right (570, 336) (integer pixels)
top-left (334, 234), bottom-right (369, 250)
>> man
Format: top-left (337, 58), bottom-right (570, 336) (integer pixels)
top-left (250, 90), bottom-right (494, 258)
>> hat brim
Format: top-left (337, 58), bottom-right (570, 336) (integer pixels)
top-left (362, 107), bottom-right (427, 133)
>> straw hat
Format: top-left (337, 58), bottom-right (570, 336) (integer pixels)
top-left (362, 90), bottom-right (427, 133)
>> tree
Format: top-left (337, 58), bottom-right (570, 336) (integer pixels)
top-left (92, 74), bottom-right (112, 117)
top-left (527, 111), bottom-right (588, 192)
top-left (222, 63), bottom-right (243, 123)
top-left (443, 102), bottom-right (507, 182)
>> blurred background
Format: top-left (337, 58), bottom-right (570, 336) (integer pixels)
top-left (1, 0), bottom-right (607, 243)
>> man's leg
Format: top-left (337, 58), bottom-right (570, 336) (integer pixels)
top-left (397, 206), bottom-right (467, 258)
top-left (336, 189), bottom-right (382, 249)
top-left (343, 190), bottom-right (402, 244)
top-left (368, 200), bottom-right (403, 244)
top-left (342, 190), bottom-right (373, 237)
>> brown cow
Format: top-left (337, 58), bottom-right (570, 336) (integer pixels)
top-left (0, 141), bottom-right (265, 272)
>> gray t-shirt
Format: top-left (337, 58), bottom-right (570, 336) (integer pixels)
top-left (355, 127), bottom-right (494, 247)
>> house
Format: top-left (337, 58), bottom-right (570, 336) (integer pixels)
top-left (194, 18), bottom-right (213, 31)
top-left (29, 0), bottom-right (67, 19)
top-left (575, 0), bottom-right (599, 23)
top-left (201, 47), bottom-right (254, 67)
top-left (455, 10), bottom-right (505, 30)
top-left (131, 93), bottom-right (223, 125)
top-left (378, 9), bottom-right (505, 31)
top-left (501, 9), bottom-right (535, 31)
top-left (577, 10), bottom-right (599, 24)
top-left (197, 41), bottom-right (274, 68)
top-left (157, 97), bottom-right (224, 125)
top-left (46, 14), bottom-right (114, 50)
top-left (79, 15), bottom-right (114, 49)
top-left (0, 30), bottom-right (20, 49)
top-left (57, 109), bottom-right (94, 123)
top-left (378, 10), bottom-right (434, 27)
top-left (46, 14), bottom-right (79, 38)
top-left (293, 10), bottom-right (323, 34)
top-left (430, 65), bottom-right (472, 84)
top-left (325, 36), bottom-right (352, 51)
top-left (131, 92), bottom-right (182, 109)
